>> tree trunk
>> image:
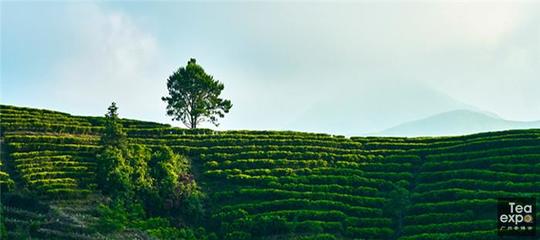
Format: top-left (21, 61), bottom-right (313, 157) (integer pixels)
top-left (191, 114), bottom-right (197, 129)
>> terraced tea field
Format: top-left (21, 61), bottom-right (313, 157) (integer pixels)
top-left (1, 104), bottom-right (539, 239)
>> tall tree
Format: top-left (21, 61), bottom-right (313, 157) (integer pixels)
top-left (162, 58), bottom-right (232, 128)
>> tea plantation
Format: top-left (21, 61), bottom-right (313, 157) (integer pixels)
top-left (1, 104), bottom-right (539, 239)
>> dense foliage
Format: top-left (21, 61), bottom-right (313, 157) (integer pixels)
top-left (95, 103), bottom-right (205, 236)
top-left (162, 58), bottom-right (232, 128)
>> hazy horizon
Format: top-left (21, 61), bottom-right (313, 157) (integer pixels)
top-left (2, 1), bottom-right (540, 135)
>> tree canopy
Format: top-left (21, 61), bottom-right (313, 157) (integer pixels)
top-left (162, 58), bottom-right (232, 128)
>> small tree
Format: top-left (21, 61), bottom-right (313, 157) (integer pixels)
top-left (162, 58), bottom-right (232, 128)
top-left (101, 102), bottom-right (127, 147)
top-left (97, 102), bottom-right (132, 196)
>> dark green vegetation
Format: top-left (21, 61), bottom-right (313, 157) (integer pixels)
top-left (1, 104), bottom-right (539, 239)
top-left (93, 102), bottom-right (206, 239)
top-left (162, 58), bottom-right (232, 129)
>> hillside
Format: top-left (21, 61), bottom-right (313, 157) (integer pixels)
top-left (375, 109), bottom-right (540, 137)
top-left (1, 104), bottom-right (539, 239)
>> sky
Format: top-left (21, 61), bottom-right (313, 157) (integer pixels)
top-left (2, 1), bottom-right (540, 136)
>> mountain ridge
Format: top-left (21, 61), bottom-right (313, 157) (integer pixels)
top-left (374, 109), bottom-right (540, 137)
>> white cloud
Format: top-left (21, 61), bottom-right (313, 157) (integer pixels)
top-left (48, 3), bottom-right (171, 123)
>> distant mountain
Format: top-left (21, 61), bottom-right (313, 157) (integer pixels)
top-left (286, 83), bottom-right (478, 136)
top-left (373, 109), bottom-right (540, 137)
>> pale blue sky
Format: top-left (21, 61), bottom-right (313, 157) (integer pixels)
top-left (2, 1), bottom-right (539, 135)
